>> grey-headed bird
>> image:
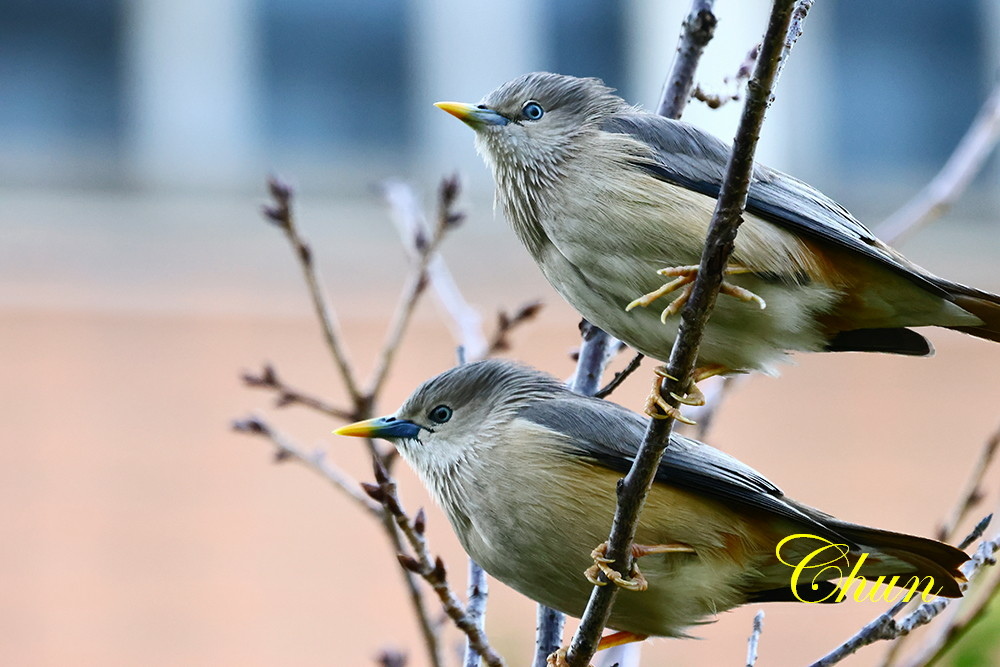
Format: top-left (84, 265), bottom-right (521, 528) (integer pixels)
top-left (336, 360), bottom-right (967, 648)
top-left (435, 73), bottom-right (1000, 414)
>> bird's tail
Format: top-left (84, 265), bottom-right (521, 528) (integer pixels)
top-left (756, 502), bottom-right (970, 603)
top-left (825, 519), bottom-right (969, 598)
top-left (938, 279), bottom-right (1000, 343)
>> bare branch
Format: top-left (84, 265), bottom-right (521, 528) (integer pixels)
top-left (594, 352), bottom-right (645, 399)
top-left (233, 414), bottom-right (442, 665)
top-left (232, 415), bottom-right (383, 517)
top-left (263, 177), bottom-right (365, 404)
top-left (464, 559), bottom-right (490, 667)
top-left (565, 2), bottom-right (803, 663)
top-left (366, 177), bottom-right (464, 399)
top-left (532, 605), bottom-right (567, 667)
top-left (241, 364), bottom-right (354, 420)
top-left (657, 0), bottom-right (718, 118)
top-left (878, 82), bottom-right (1000, 245)
top-left (902, 557), bottom-right (1000, 666)
top-left (381, 178), bottom-right (490, 359)
top-left (746, 610), bottom-right (765, 667)
top-left (368, 460), bottom-right (505, 667)
top-left (486, 300), bottom-right (545, 355)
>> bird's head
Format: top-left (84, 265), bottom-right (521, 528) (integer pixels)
top-left (335, 359), bottom-right (565, 490)
top-left (435, 72), bottom-right (629, 179)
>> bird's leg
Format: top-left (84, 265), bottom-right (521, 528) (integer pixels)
top-left (625, 264), bottom-right (766, 322)
top-left (584, 541), bottom-right (695, 592)
top-left (545, 633), bottom-right (650, 667)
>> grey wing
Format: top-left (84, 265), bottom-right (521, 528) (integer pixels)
top-left (600, 114), bottom-right (946, 297)
top-left (518, 396), bottom-right (853, 543)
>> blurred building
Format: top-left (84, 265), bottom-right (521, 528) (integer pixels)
top-left (2, 0), bottom-right (998, 201)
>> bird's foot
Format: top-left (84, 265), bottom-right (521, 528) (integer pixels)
top-left (625, 264), bottom-right (766, 322)
top-left (654, 364), bottom-right (729, 406)
top-left (545, 648), bottom-right (577, 667)
top-left (584, 541), bottom-right (695, 592)
top-left (585, 542), bottom-right (648, 591)
top-left (644, 379), bottom-right (696, 424)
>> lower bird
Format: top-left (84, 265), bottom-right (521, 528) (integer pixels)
top-left (435, 73), bottom-right (1000, 414)
top-left (336, 360), bottom-right (968, 651)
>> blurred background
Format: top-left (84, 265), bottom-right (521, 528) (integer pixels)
top-left (2, 0), bottom-right (1000, 665)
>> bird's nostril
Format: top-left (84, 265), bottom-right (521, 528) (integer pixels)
top-left (477, 104), bottom-right (487, 109)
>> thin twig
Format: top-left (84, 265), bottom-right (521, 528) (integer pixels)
top-left (366, 460), bottom-right (505, 667)
top-left (878, 82), bottom-right (1000, 245)
top-left (808, 518), bottom-right (999, 667)
top-left (232, 415), bottom-right (383, 517)
top-left (381, 178), bottom-right (489, 360)
top-left (241, 364), bottom-right (354, 420)
top-left (366, 178), bottom-right (464, 400)
top-left (232, 415), bottom-right (442, 665)
top-left (594, 352), bottom-right (644, 399)
top-left (565, 3), bottom-right (802, 664)
top-left (906, 567), bottom-right (1000, 667)
top-left (486, 300), bottom-right (545, 356)
top-left (263, 177), bottom-right (365, 405)
top-left (691, 44), bottom-right (759, 110)
top-left (746, 610), bottom-right (765, 667)
top-left (657, 0), bottom-right (718, 118)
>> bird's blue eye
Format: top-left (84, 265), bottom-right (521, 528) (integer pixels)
top-left (428, 405), bottom-right (453, 424)
top-left (522, 101), bottom-right (544, 121)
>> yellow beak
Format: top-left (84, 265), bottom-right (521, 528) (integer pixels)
top-left (434, 101), bottom-right (509, 128)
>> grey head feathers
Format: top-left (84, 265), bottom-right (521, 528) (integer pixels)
top-left (398, 358), bottom-right (566, 425)
top-left (480, 72), bottom-right (628, 128)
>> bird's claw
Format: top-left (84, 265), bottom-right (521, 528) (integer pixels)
top-left (625, 264), bottom-right (766, 321)
top-left (584, 542), bottom-right (649, 592)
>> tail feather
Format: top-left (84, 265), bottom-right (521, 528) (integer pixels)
top-left (940, 280), bottom-right (1000, 343)
top-left (824, 520), bottom-right (968, 598)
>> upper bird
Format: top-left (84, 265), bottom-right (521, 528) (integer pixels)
top-left (436, 73), bottom-right (1000, 381)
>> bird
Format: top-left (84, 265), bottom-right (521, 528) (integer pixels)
top-left (435, 72), bottom-right (1000, 416)
top-left (335, 359), bottom-right (968, 648)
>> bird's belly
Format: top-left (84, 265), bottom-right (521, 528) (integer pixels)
top-left (454, 458), bottom-right (768, 637)
top-left (534, 241), bottom-right (838, 374)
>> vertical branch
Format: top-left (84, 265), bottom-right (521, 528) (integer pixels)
top-left (657, 0), bottom-right (718, 119)
top-left (464, 559), bottom-right (490, 667)
top-left (532, 605), bottom-right (568, 667)
top-left (564, 2), bottom-right (802, 664)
